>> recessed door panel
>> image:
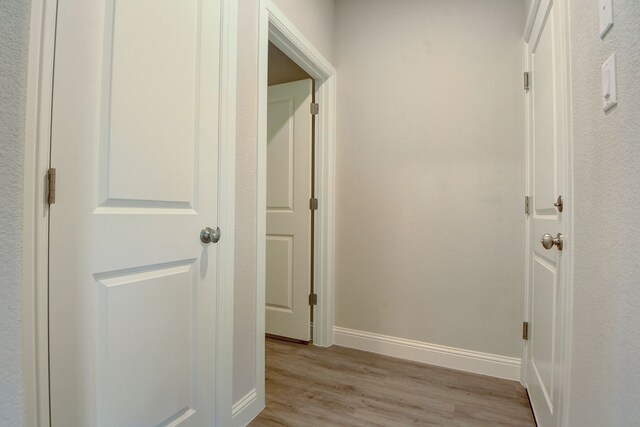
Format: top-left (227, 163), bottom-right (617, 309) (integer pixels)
top-left (267, 99), bottom-right (295, 211)
top-left (102, 0), bottom-right (202, 207)
top-left (266, 236), bottom-right (294, 311)
top-left (96, 261), bottom-right (195, 426)
top-left (531, 257), bottom-right (556, 409)
top-left (533, 8), bottom-right (557, 213)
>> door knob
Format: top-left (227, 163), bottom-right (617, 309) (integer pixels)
top-left (200, 226), bottom-right (221, 244)
top-left (540, 233), bottom-right (563, 251)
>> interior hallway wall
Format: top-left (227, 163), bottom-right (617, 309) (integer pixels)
top-left (233, 0), bottom-right (336, 404)
top-left (334, 0), bottom-right (526, 357)
top-left (568, 1), bottom-right (640, 425)
top-left (0, 0), bottom-right (31, 425)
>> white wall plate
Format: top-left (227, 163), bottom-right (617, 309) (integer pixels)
top-left (602, 53), bottom-right (617, 112)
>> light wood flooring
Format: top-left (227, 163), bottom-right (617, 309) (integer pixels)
top-left (250, 338), bottom-right (536, 426)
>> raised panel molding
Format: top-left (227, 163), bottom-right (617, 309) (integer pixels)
top-left (265, 235), bottom-right (294, 311)
top-left (334, 327), bottom-right (521, 381)
top-left (95, 260), bottom-right (196, 426)
top-left (266, 98), bottom-right (295, 211)
top-left (231, 388), bottom-right (261, 427)
top-left (100, 0), bottom-right (202, 207)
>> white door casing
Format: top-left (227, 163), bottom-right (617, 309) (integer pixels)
top-left (48, 0), bottom-right (231, 425)
top-left (266, 79), bottom-right (313, 341)
top-left (525, 0), bottom-right (572, 425)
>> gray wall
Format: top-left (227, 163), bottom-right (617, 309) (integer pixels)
top-left (233, 0), bottom-right (336, 404)
top-left (568, 1), bottom-right (640, 425)
top-left (0, 0), bottom-right (31, 425)
top-left (334, 0), bottom-right (526, 357)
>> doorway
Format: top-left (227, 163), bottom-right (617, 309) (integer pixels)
top-left (265, 42), bottom-right (315, 342)
top-left (254, 1), bottom-right (338, 418)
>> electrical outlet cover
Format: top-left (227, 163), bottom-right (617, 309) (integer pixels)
top-left (602, 53), bottom-right (617, 112)
top-left (599, 0), bottom-right (614, 38)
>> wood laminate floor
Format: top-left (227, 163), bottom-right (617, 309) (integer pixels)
top-left (250, 338), bottom-right (536, 427)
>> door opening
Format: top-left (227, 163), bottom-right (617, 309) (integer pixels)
top-left (265, 43), bottom-right (315, 342)
top-left (253, 2), bottom-right (338, 418)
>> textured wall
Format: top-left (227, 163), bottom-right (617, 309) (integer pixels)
top-left (0, 0), bottom-right (30, 425)
top-left (269, 0), bottom-right (335, 64)
top-left (233, 0), bottom-right (336, 404)
top-left (334, 0), bottom-right (526, 357)
top-left (568, 1), bottom-right (640, 425)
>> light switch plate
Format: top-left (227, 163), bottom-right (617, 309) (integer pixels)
top-left (599, 0), bottom-right (614, 38)
top-left (602, 53), bottom-right (617, 112)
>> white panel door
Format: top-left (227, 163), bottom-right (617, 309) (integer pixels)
top-left (526, 1), bottom-right (569, 426)
top-left (49, 0), bottom-right (222, 425)
top-left (266, 79), bottom-right (313, 341)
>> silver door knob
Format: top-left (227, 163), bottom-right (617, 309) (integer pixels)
top-left (540, 233), bottom-right (563, 251)
top-left (200, 226), bottom-right (221, 244)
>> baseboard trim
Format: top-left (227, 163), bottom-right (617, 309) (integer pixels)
top-left (232, 388), bottom-right (261, 427)
top-left (333, 327), bottom-right (521, 381)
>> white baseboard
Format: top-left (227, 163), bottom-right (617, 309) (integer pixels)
top-left (232, 388), bottom-right (262, 427)
top-left (333, 327), bottom-right (521, 381)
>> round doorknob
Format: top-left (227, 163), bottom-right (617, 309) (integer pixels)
top-left (540, 233), bottom-right (563, 251)
top-left (200, 226), bottom-right (221, 244)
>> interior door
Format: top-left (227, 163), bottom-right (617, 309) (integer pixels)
top-left (526, 1), bottom-right (568, 426)
top-left (266, 79), bottom-right (313, 341)
top-left (49, 0), bottom-right (222, 425)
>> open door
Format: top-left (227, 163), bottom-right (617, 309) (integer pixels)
top-left (48, 0), bottom-right (227, 425)
top-left (525, 0), bottom-right (570, 425)
top-left (266, 79), bottom-right (313, 341)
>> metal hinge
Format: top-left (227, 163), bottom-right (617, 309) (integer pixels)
top-left (47, 168), bottom-right (56, 205)
top-left (524, 72), bottom-right (530, 92)
top-left (522, 321), bottom-right (529, 340)
top-left (310, 102), bottom-right (319, 115)
top-left (309, 293), bottom-right (318, 306)
top-left (525, 196), bottom-right (530, 215)
top-left (309, 197), bottom-right (318, 210)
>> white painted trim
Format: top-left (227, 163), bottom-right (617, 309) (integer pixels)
top-left (523, 0), bottom-right (541, 42)
top-left (22, 1), bottom-right (237, 425)
top-left (260, 0), bottom-right (337, 348)
top-left (22, 0), bottom-right (58, 424)
top-left (334, 327), bottom-right (522, 381)
top-left (254, 0), bottom-right (269, 416)
top-left (521, 40), bottom-right (531, 388)
top-left (558, 0), bottom-right (574, 423)
top-left (216, 0), bottom-right (238, 425)
top-left (231, 388), bottom-right (260, 427)
top-left (252, 0), bottom-right (337, 421)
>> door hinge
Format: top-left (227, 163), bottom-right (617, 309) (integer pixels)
top-left (310, 102), bottom-right (319, 115)
top-left (47, 168), bottom-right (56, 205)
top-left (524, 72), bottom-right (530, 92)
top-left (309, 293), bottom-right (318, 306)
top-left (525, 196), bottom-right (530, 215)
top-left (309, 197), bottom-right (318, 211)
top-left (523, 321), bottom-right (529, 340)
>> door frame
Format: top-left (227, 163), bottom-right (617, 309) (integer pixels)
top-left (253, 0), bottom-right (337, 415)
top-left (21, 0), bottom-right (238, 425)
top-left (521, 0), bottom-right (574, 425)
